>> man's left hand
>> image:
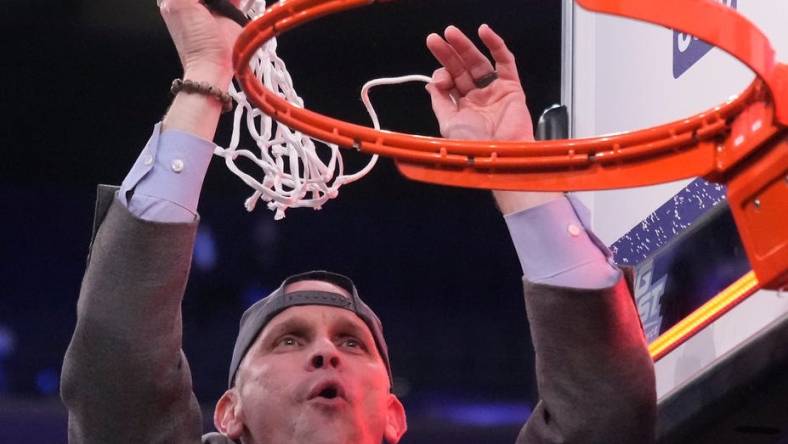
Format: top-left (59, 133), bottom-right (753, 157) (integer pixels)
top-left (425, 24), bottom-right (534, 142)
top-left (425, 24), bottom-right (562, 213)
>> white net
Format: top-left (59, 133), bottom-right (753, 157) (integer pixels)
top-left (214, 0), bottom-right (431, 220)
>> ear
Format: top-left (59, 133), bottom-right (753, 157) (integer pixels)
top-left (383, 394), bottom-right (407, 443)
top-left (214, 389), bottom-right (244, 440)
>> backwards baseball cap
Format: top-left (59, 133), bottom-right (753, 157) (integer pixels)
top-left (228, 271), bottom-right (392, 388)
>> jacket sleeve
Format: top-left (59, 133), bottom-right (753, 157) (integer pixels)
top-left (516, 272), bottom-right (656, 444)
top-left (60, 185), bottom-right (204, 444)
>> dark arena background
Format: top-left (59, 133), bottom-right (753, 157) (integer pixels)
top-left (2, 1), bottom-right (787, 443)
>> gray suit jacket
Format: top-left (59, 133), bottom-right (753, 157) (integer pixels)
top-left (61, 185), bottom-right (655, 443)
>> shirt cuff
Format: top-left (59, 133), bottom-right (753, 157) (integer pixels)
top-left (118, 123), bottom-right (215, 222)
top-left (504, 195), bottom-right (620, 289)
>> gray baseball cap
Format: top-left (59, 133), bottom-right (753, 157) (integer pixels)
top-left (228, 271), bottom-right (392, 388)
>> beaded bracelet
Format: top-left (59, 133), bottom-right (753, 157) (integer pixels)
top-left (171, 78), bottom-right (233, 113)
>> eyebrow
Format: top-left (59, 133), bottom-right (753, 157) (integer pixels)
top-left (333, 317), bottom-right (372, 339)
top-left (262, 317), bottom-right (312, 343)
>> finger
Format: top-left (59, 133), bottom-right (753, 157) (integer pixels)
top-left (428, 68), bottom-right (458, 111)
top-left (426, 32), bottom-right (477, 95)
top-left (431, 68), bottom-right (455, 91)
top-left (478, 24), bottom-right (520, 81)
top-left (443, 25), bottom-right (496, 82)
top-left (425, 81), bottom-right (458, 125)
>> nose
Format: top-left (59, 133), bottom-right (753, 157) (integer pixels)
top-left (308, 340), bottom-right (340, 371)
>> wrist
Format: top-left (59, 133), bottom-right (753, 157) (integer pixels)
top-left (493, 191), bottom-right (565, 215)
top-left (183, 64), bottom-right (234, 87)
top-left (171, 79), bottom-right (233, 113)
top-left (163, 72), bottom-right (232, 140)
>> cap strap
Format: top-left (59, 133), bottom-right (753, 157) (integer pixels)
top-left (282, 290), bottom-right (354, 309)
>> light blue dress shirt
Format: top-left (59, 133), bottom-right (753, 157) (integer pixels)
top-left (119, 124), bottom-right (620, 289)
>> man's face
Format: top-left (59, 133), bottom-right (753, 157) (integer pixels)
top-left (215, 280), bottom-right (406, 444)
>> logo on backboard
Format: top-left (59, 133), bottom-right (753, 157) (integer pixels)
top-left (634, 261), bottom-right (668, 342)
top-left (673, 0), bottom-right (738, 79)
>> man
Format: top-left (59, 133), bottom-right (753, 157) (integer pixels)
top-left (61, 0), bottom-right (656, 443)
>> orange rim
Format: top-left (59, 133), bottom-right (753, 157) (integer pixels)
top-left (232, 0), bottom-right (788, 292)
top-left (233, 0), bottom-right (785, 191)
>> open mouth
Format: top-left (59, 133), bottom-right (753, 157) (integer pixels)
top-left (309, 381), bottom-right (346, 402)
top-left (318, 386), bottom-right (338, 399)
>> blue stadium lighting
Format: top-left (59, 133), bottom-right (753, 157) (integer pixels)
top-left (35, 368), bottom-right (59, 396)
top-left (0, 326), bottom-right (16, 359)
top-left (434, 402), bottom-right (532, 427)
top-left (193, 226), bottom-right (218, 272)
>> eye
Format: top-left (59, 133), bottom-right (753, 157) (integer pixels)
top-left (340, 337), bottom-right (366, 351)
top-left (276, 335), bottom-right (301, 348)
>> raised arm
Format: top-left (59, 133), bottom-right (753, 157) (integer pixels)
top-left (425, 25), bottom-right (656, 443)
top-left (60, 1), bottom-right (241, 442)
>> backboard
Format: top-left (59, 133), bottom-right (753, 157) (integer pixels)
top-left (562, 0), bottom-right (788, 439)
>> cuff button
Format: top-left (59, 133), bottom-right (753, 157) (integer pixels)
top-left (171, 159), bottom-right (185, 173)
top-left (567, 223), bottom-right (582, 237)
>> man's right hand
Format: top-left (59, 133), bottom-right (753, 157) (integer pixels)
top-left (159, 0), bottom-right (242, 81)
top-left (159, 0), bottom-right (243, 139)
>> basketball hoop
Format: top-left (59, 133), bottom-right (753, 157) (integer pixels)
top-left (230, 0), bottom-right (787, 290)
